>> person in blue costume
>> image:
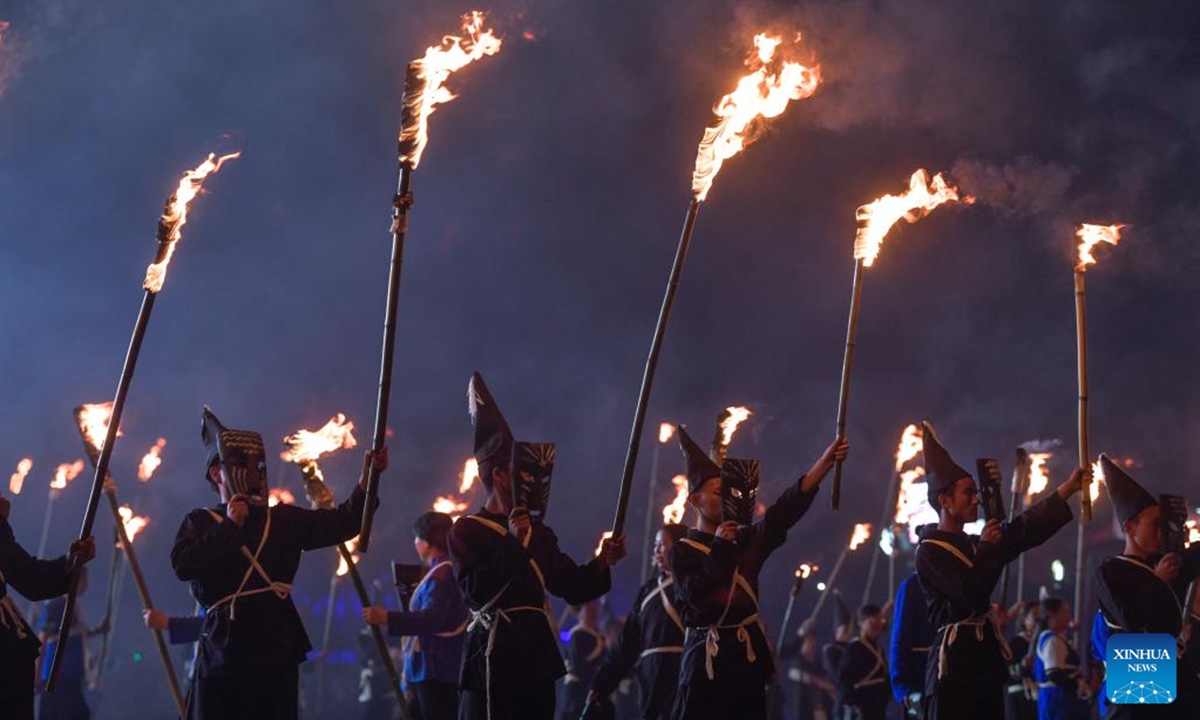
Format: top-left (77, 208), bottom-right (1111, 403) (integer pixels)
top-left (1032, 597), bottom-right (1089, 720)
top-left (1088, 609), bottom-right (1111, 718)
top-left (890, 571), bottom-right (934, 719)
top-left (1005, 602), bottom-right (1041, 720)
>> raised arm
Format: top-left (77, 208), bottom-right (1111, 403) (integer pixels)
top-left (0, 515), bottom-right (71, 601)
top-left (527, 523), bottom-right (611, 605)
top-left (288, 484), bottom-right (371, 552)
top-left (591, 590), bottom-right (646, 698)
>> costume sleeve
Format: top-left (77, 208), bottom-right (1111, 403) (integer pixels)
top-left (916, 541), bottom-right (995, 619)
top-left (167, 615), bottom-right (204, 644)
top-left (1038, 633), bottom-right (1075, 689)
top-left (287, 484), bottom-right (371, 551)
top-left (0, 516), bottom-right (70, 601)
top-left (757, 483), bottom-right (818, 554)
top-left (170, 510), bottom-right (243, 581)
top-left (448, 517), bottom-right (528, 609)
top-left (995, 492), bottom-right (1073, 564)
top-left (671, 539), bottom-right (737, 626)
top-left (591, 589), bottom-right (645, 697)
top-left (527, 524), bottom-right (611, 605)
top-left (386, 570), bottom-right (463, 637)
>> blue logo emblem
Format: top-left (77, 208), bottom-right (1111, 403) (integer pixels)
top-left (1107, 633), bottom-right (1176, 705)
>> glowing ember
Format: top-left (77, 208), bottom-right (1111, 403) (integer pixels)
top-left (281, 414), bottom-right (357, 465)
top-left (117, 505), bottom-right (149, 545)
top-left (50, 460), bottom-right (85, 490)
top-left (594, 531), bottom-right (614, 557)
top-left (76, 402), bottom-right (123, 456)
top-left (1076, 223), bottom-right (1125, 271)
top-left (433, 495), bottom-right (469, 520)
top-left (795, 563), bottom-right (817, 579)
top-left (137, 438), bottom-right (167, 481)
top-left (894, 424), bottom-right (923, 472)
top-left (1026, 452), bottom-right (1052, 499)
top-left (853, 170), bottom-right (971, 267)
top-left (662, 474), bottom-right (689, 524)
top-left (336, 536), bottom-right (360, 577)
top-left (692, 33), bottom-right (820, 202)
top-left (268, 488), bottom-right (295, 507)
top-left (398, 11), bottom-right (503, 169)
top-left (848, 522), bottom-right (872, 550)
top-left (8, 458), bottom-right (32, 495)
top-left (659, 423), bottom-right (676, 444)
top-left (459, 458), bottom-right (480, 494)
top-left (144, 152), bottom-right (241, 293)
top-left (718, 407), bottom-right (752, 447)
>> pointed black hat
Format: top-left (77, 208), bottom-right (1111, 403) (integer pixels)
top-left (921, 421), bottom-right (972, 506)
top-left (678, 425), bottom-right (721, 495)
top-left (468, 371), bottom-right (513, 467)
top-left (1101, 454), bottom-right (1158, 526)
top-left (201, 406), bottom-right (228, 474)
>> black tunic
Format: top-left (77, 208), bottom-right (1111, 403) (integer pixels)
top-left (915, 492), bottom-right (1072, 720)
top-left (448, 509), bottom-right (611, 720)
top-left (1093, 545), bottom-right (1200, 720)
top-left (837, 636), bottom-right (891, 720)
top-left (590, 574), bottom-right (685, 720)
top-left (669, 483), bottom-right (818, 720)
top-left (1003, 632), bottom-right (1038, 720)
top-left (0, 516), bottom-right (71, 720)
top-left (559, 625), bottom-right (606, 720)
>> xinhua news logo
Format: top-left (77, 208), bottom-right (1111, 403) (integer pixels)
top-left (1107, 633), bottom-right (1176, 705)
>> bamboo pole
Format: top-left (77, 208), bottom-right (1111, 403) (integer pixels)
top-left (861, 470), bottom-right (899, 605)
top-left (315, 572), bottom-right (340, 714)
top-left (807, 548), bottom-right (850, 624)
top-left (27, 489), bottom-right (59, 624)
top-left (638, 441), bottom-right (663, 584)
top-left (999, 449), bottom-right (1028, 607)
top-left (831, 259), bottom-right (866, 509)
top-left (1073, 271), bottom-right (1091, 646)
top-left (93, 526), bottom-right (123, 687)
top-left (336, 545), bottom-right (411, 719)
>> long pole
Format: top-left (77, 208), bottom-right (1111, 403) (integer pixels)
top-left (639, 441), bottom-right (663, 584)
top-left (774, 581), bottom-right (803, 664)
top-left (48, 290), bottom-right (158, 692)
top-left (94, 526), bottom-right (123, 687)
top-left (1073, 271), bottom-right (1090, 645)
top-left (360, 164), bottom-right (414, 551)
top-left (27, 489), bottom-right (58, 623)
top-left (999, 449), bottom-right (1029, 607)
top-left (337, 544), bottom-right (411, 720)
top-left (315, 572), bottom-right (340, 714)
top-left (862, 470), bottom-right (899, 605)
top-left (807, 548), bottom-right (850, 623)
top-left (831, 259), bottom-right (866, 509)
top-left (612, 200), bottom-right (701, 535)
top-left (887, 540), bottom-right (896, 599)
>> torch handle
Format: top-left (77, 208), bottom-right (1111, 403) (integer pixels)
top-left (1074, 271), bottom-right (1092, 522)
top-left (48, 290), bottom-right (158, 693)
top-left (93, 525), bottom-right (123, 689)
top-left (774, 592), bottom-right (799, 666)
top-left (807, 547), bottom-right (849, 624)
top-left (360, 165), bottom-right (414, 552)
top-left (638, 442), bottom-right (663, 585)
top-left (611, 200), bottom-right (701, 536)
top-left (337, 543), bottom-right (413, 720)
top-left (27, 492), bottom-right (57, 624)
top-left (832, 260), bottom-right (866, 510)
top-left (862, 469), bottom-right (900, 605)
top-left (315, 573), bottom-right (340, 715)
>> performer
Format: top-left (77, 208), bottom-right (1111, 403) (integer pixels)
top-left (823, 591), bottom-right (855, 718)
top-left (835, 603), bottom-right (891, 720)
top-left (559, 600), bottom-right (606, 720)
top-left (890, 572), bottom-right (934, 719)
top-left (668, 425), bottom-right (849, 720)
top-left (915, 421), bottom-right (1080, 720)
top-left (449, 372), bottom-right (625, 720)
top-left (170, 407), bottom-right (378, 720)
top-left (586, 524), bottom-right (687, 720)
top-left (143, 608), bottom-right (204, 645)
top-left (1093, 454), bottom-right (1200, 719)
top-left (363, 511), bottom-right (468, 720)
top-left (0, 494), bottom-right (96, 720)
top-left (37, 566), bottom-right (108, 720)
top-left (1087, 609), bottom-right (1110, 719)
top-left (1031, 597), bottom-right (1089, 720)
top-left (781, 623), bottom-right (835, 720)
top-left (1004, 602), bottom-right (1040, 720)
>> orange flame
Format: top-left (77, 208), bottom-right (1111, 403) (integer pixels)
top-left (117, 505), bottom-right (149, 545)
top-left (1088, 459), bottom-right (1107, 504)
top-left (459, 458), bottom-right (480, 494)
top-left (795, 563), bottom-right (817, 579)
top-left (336, 536), bottom-right (360, 577)
top-left (718, 406), bottom-right (752, 447)
top-left (268, 488), bottom-right (296, 507)
top-left (0, 21), bottom-right (9, 46)
top-left (137, 437), bottom-right (167, 481)
top-left (50, 460), bottom-right (85, 490)
top-left (1186, 518), bottom-right (1198, 549)
top-left (692, 33), bottom-right (820, 202)
top-left (281, 414), bottom-right (357, 465)
top-left (1026, 452), bottom-right (1051, 499)
top-left (662, 474), bottom-right (690, 524)
top-left (433, 495), bottom-right (469, 520)
top-left (894, 424), bottom-right (923, 472)
top-left (659, 423), bottom-right (676, 444)
top-left (854, 170), bottom-right (971, 267)
top-left (894, 466), bottom-right (938, 533)
top-left (144, 152), bottom-right (240, 293)
top-left (8, 458), bottom-right (32, 495)
top-left (594, 531), bottom-right (614, 557)
top-left (1075, 223), bottom-right (1125, 271)
top-left (76, 402), bottom-right (123, 456)
top-left (849, 522), bottom-right (872, 550)
top-left (398, 11), bottom-right (502, 168)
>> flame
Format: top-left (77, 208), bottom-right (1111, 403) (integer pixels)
top-left (433, 495), bottom-right (469, 520)
top-left (268, 488), bottom-right (295, 507)
top-left (76, 402), bottom-right (123, 456)
top-left (691, 33), bottom-right (820, 201)
top-left (459, 458), bottom-right (480, 494)
top-left (853, 170), bottom-right (971, 267)
top-left (398, 11), bottom-right (503, 168)
top-left (137, 438), bottom-right (167, 481)
top-left (144, 152), bottom-right (241, 293)
top-left (281, 414), bottom-right (357, 465)
top-left (1026, 452), bottom-right (1051, 499)
top-left (795, 563), bottom-right (817, 579)
top-left (718, 407), bottom-right (752, 447)
top-left (336, 536), bottom-right (360, 577)
top-left (117, 505), bottom-right (149, 545)
top-left (1186, 519), bottom-right (1198, 549)
top-left (662, 474), bottom-right (689, 524)
top-left (50, 460), bottom-right (85, 490)
top-left (1076, 223), bottom-right (1125, 271)
top-left (848, 522), bottom-right (872, 550)
top-left (659, 423), bottom-right (676, 444)
top-left (594, 531), bottom-right (614, 557)
top-left (8, 458), bottom-right (32, 495)
top-left (894, 423), bottom-right (923, 472)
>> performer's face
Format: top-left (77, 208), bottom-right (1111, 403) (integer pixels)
top-left (1124, 505), bottom-right (1163, 554)
top-left (689, 477), bottom-right (723, 525)
top-left (862, 613), bottom-right (885, 639)
top-left (940, 477), bottom-right (979, 523)
top-left (653, 530), bottom-right (674, 572)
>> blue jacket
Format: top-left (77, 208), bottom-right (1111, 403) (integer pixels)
top-left (386, 556), bottom-right (468, 685)
top-left (1089, 609), bottom-right (1110, 717)
top-left (889, 573), bottom-right (934, 702)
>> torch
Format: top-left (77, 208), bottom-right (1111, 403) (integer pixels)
top-left (358, 11), bottom-right (503, 551)
top-left (47, 151), bottom-right (238, 692)
top-left (611, 32), bottom-right (821, 535)
top-left (774, 564), bottom-right (816, 664)
top-left (315, 561), bottom-right (341, 714)
top-left (807, 523), bottom-right (872, 623)
top-left (430, 458), bottom-right (481, 522)
top-left (1000, 448), bottom-right (1029, 606)
top-left (830, 171), bottom-right (971, 508)
top-left (95, 524), bottom-right (123, 687)
top-left (283, 415), bottom-right (411, 720)
top-left (638, 423), bottom-right (675, 584)
top-left (26, 461), bottom-right (83, 624)
top-left (862, 424), bottom-right (921, 604)
top-left (8, 457), bottom-right (32, 495)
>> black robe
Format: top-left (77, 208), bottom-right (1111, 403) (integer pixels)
top-left (837, 635), bottom-right (891, 720)
top-left (915, 492), bottom-right (1072, 720)
top-left (1093, 545), bottom-right (1200, 720)
top-left (448, 508), bottom-right (611, 720)
top-left (1003, 632), bottom-right (1037, 720)
top-left (0, 516), bottom-right (71, 720)
top-left (559, 625), bottom-right (606, 720)
top-left (170, 486), bottom-right (368, 719)
top-left (669, 483), bottom-right (819, 720)
top-left (591, 574), bottom-right (685, 720)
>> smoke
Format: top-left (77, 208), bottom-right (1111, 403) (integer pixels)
top-left (950, 156), bottom-right (1074, 217)
top-left (1019, 438), bottom-right (1064, 453)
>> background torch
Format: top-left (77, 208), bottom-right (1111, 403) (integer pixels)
top-left (862, 424), bottom-right (921, 604)
top-left (638, 423), bottom-right (675, 583)
top-left (775, 563), bottom-right (816, 664)
top-left (807, 523), bottom-right (872, 623)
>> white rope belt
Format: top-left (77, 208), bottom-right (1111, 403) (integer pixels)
top-left (209, 581), bottom-right (292, 619)
top-left (936, 615), bottom-right (1011, 680)
top-left (640, 645), bottom-right (683, 659)
top-left (469, 604), bottom-right (550, 720)
top-left (0, 596), bottom-right (28, 640)
top-left (694, 613), bottom-right (761, 680)
top-left (854, 677), bottom-right (887, 688)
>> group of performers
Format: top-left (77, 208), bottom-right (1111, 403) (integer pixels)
top-left (1, 377), bottom-right (1198, 720)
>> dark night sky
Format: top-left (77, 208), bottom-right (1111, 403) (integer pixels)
top-left (2, 0), bottom-right (1198, 714)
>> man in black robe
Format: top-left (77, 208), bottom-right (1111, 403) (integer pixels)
top-left (1003, 601), bottom-right (1039, 720)
top-left (668, 425), bottom-right (849, 720)
top-left (837, 603), bottom-right (891, 720)
top-left (560, 600), bottom-right (606, 720)
top-left (587, 523), bottom-right (687, 720)
top-left (449, 372), bottom-right (625, 720)
top-left (1092, 454), bottom-right (1200, 719)
top-left (0, 494), bottom-right (96, 720)
top-left (170, 407), bottom-right (378, 720)
top-left (914, 421), bottom-right (1080, 720)
top-left (823, 591), bottom-right (855, 717)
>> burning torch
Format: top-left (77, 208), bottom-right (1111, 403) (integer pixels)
top-left (807, 523), bottom-right (872, 623)
top-left (862, 424), bottom-right (921, 605)
top-left (831, 170), bottom-right (971, 508)
top-left (638, 423), bottom-right (676, 584)
top-left (359, 11), bottom-right (503, 551)
top-left (611, 32), bottom-right (820, 536)
top-left (774, 563), bottom-right (816, 664)
top-left (1000, 448), bottom-right (1029, 606)
top-left (8, 457), bottom-right (32, 495)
